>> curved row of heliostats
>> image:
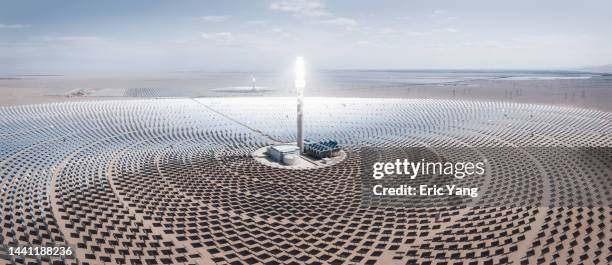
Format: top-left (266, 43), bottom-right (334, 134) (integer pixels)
top-left (0, 98), bottom-right (610, 265)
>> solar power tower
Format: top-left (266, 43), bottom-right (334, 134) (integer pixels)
top-left (295, 57), bottom-right (305, 154)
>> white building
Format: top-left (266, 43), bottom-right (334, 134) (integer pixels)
top-left (267, 145), bottom-right (299, 165)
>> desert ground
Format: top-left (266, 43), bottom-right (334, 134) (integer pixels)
top-left (1, 71), bottom-right (610, 111)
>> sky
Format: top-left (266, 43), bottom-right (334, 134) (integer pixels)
top-left (1, 0), bottom-right (611, 74)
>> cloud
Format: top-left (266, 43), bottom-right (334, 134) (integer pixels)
top-left (428, 9), bottom-right (448, 18)
top-left (269, 0), bottom-right (329, 18)
top-left (376, 27), bottom-right (457, 37)
top-left (270, 0), bottom-right (359, 28)
top-left (310, 17), bottom-right (359, 27)
top-left (446, 35), bottom-right (591, 50)
top-left (425, 9), bottom-right (458, 23)
top-left (0, 23), bottom-right (31, 29)
top-left (184, 15), bottom-right (231, 22)
top-left (395, 16), bottom-right (413, 21)
top-left (202, 16), bottom-right (231, 22)
top-left (377, 28), bottom-right (404, 35)
top-left (434, 27), bottom-right (458, 33)
top-left (260, 27), bottom-right (293, 38)
top-left (201, 32), bottom-right (248, 46)
top-left (355, 40), bottom-right (381, 47)
top-left (38, 36), bottom-right (109, 42)
top-left (441, 16), bottom-right (458, 23)
top-left (246, 20), bottom-right (270, 26)
top-left (457, 40), bottom-right (507, 48)
top-left (201, 32), bottom-right (233, 39)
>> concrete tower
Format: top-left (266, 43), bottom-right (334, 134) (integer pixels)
top-left (295, 57), bottom-right (305, 154)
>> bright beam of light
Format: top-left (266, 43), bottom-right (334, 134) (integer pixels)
top-left (295, 57), bottom-right (305, 91)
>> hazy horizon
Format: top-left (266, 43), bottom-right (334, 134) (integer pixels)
top-left (1, 0), bottom-right (612, 74)
top-left (0, 68), bottom-right (605, 76)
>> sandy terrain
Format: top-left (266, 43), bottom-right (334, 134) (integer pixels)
top-left (1, 72), bottom-right (610, 111)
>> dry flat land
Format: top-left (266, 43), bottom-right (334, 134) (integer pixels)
top-left (1, 71), bottom-right (611, 111)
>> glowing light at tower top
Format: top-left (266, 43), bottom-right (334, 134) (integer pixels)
top-left (295, 57), bottom-right (305, 90)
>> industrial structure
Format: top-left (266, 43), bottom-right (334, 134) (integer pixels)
top-left (304, 140), bottom-right (341, 159)
top-left (295, 57), bottom-right (305, 154)
top-left (266, 144), bottom-right (299, 165)
top-left (264, 57), bottom-right (342, 166)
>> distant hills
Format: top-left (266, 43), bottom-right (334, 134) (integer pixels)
top-left (575, 64), bottom-right (612, 74)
